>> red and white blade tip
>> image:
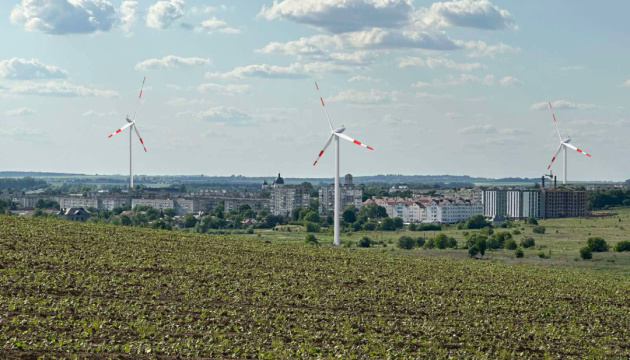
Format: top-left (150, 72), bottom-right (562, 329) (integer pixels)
top-left (353, 139), bottom-right (373, 150)
top-left (315, 82), bottom-right (319, 90)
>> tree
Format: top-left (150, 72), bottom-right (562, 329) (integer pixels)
top-left (465, 215), bottom-right (490, 229)
top-left (121, 215), bottom-right (132, 226)
top-left (393, 217), bottom-right (404, 230)
top-left (515, 248), bottom-right (524, 258)
top-left (397, 236), bottom-right (415, 250)
top-left (342, 206), bottom-right (357, 224)
top-left (527, 217), bottom-right (539, 225)
top-left (304, 211), bottom-right (321, 223)
top-left (586, 237), bottom-right (609, 252)
top-left (163, 208), bottom-right (176, 217)
top-left (408, 223), bottom-right (418, 231)
top-left (35, 199), bottom-right (59, 209)
top-left (579, 247), bottom-right (593, 260)
top-left (179, 184), bottom-right (187, 193)
top-left (358, 202), bottom-right (388, 220)
top-left (183, 214), bottom-right (198, 228)
top-left (504, 239), bottom-right (518, 250)
top-left (468, 246), bottom-right (479, 258)
top-left (380, 217), bottom-right (397, 231)
top-left (476, 238), bottom-right (487, 258)
top-left (305, 222), bottom-right (320, 233)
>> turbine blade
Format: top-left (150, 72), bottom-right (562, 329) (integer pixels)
top-left (132, 76), bottom-right (146, 121)
top-left (564, 142), bottom-right (591, 157)
top-left (315, 82), bottom-right (334, 131)
top-left (336, 132), bottom-right (374, 150)
top-left (133, 124), bottom-right (147, 152)
top-left (549, 102), bottom-right (563, 141)
top-left (107, 122), bottom-right (133, 138)
top-left (547, 143), bottom-right (563, 170)
top-left (313, 133), bottom-right (334, 166)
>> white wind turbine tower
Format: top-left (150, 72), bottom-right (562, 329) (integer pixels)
top-left (546, 102), bottom-right (591, 184)
top-left (312, 82), bottom-right (373, 246)
top-left (107, 77), bottom-right (148, 190)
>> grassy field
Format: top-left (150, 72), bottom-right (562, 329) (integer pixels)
top-left (257, 208), bottom-right (630, 277)
top-left (0, 216), bottom-right (629, 359)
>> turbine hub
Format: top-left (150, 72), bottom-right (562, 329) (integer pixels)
top-left (334, 126), bottom-right (346, 134)
top-left (126, 116), bottom-right (133, 123)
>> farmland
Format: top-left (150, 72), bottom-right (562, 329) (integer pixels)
top-left (0, 216), bottom-right (629, 359)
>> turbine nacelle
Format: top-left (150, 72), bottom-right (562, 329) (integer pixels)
top-left (334, 126), bottom-right (346, 134)
top-left (562, 137), bottom-right (571, 144)
top-left (126, 116), bottom-right (133, 123)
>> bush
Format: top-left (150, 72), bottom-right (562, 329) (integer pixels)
top-left (468, 246), bottom-right (479, 258)
top-left (380, 218), bottom-right (397, 231)
top-left (246, 225), bottom-right (254, 234)
top-left (408, 223), bottom-right (418, 231)
top-left (586, 237), bottom-right (609, 252)
top-left (465, 233), bottom-right (487, 249)
top-left (357, 236), bottom-right (371, 248)
top-left (486, 238), bottom-right (501, 250)
top-left (527, 217), bottom-right (538, 225)
top-left (520, 237), bottom-right (536, 249)
top-left (613, 240), bottom-right (630, 252)
top-left (418, 223), bottom-right (442, 231)
top-left (492, 232), bottom-right (513, 247)
top-left (397, 236), bottom-right (415, 250)
top-left (434, 234), bottom-right (450, 249)
top-left (305, 222), bottom-right (320, 233)
top-left (480, 226), bottom-right (494, 236)
top-left (305, 234), bottom-right (319, 245)
top-left (512, 229), bottom-right (521, 235)
top-left (362, 221), bottom-right (377, 231)
top-left (532, 226), bottom-right (546, 234)
top-left (504, 239), bottom-right (518, 250)
top-left (538, 251), bottom-right (550, 259)
top-left (579, 247), bottom-right (593, 260)
top-left (515, 248), bottom-right (524, 258)
top-left (447, 237), bottom-right (458, 249)
top-left (416, 237), bottom-right (426, 248)
top-left (465, 215), bottom-right (491, 230)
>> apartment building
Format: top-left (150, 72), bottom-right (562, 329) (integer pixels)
top-left (318, 174), bottom-right (363, 214)
top-left (269, 173), bottom-right (310, 216)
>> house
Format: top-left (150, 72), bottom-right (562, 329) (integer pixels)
top-left (57, 208), bottom-right (91, 222)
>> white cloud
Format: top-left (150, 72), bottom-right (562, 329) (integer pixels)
top-left (119, 1), bottom-right (138, 32)
top-left (200, 17), bottom-right (240, 34)
top-left (82, 110), bottom-right (118, 117)
top-left (530, 100), bottom-right (600, 111)
top-left (258, 0), bottom-right (414, 33)
top-left (329, 89), bottom-right (395, 104)
top-left (622, 79), bottom-right (630, 87)
top-left (423, 0), bottom-right (516, 30)
top-left (0, 58), bottom-right (68, 80)
top-left (414, 92), bottom-right (452, 99)
top-left (206, 62), bottom-right (357, 80)
top-left (10, 0), bottom-right (119, 34)
top-left (397, 56), bottom-right (481, 71)
top-left (348, 75), bottom-right (378, 82)
top-left (5, 107), bottom-right (36, 117)
top-left (0, 127), bottom-right (49, 142)
top-left (185, 106), bottom-right (254, 126)
top-left (147, 0), bottom-right (184, 29)
top-left (413, 73), bottom-right (494, 88)
top-left (499, 76), bottom-right (521, 86)
top-left (459, 40), bottom-right (520, 58)
top-left (197, 83), bottom-right (252, 95)
top-left (1, 81), bottom-right (118, 97)
top-left (459, 124), bottom-right (497, 134)
top-left (135, 56), bottom-right (211, 70)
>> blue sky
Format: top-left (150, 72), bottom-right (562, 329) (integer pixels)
top-left (0, 0), bottom-right (628, 181)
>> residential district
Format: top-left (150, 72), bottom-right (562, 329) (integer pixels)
top-left (1, 173), bottom-right (627, 223)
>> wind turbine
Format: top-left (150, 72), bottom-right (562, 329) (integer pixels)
top-left (312, 82), bottom-right (373, 246)
top-left (546, 102), bottom-right (591, 184)
top-left (107, 77), bottom-right (148, 190)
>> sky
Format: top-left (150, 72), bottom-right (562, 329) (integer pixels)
top-left (0, 0), bottom-right (628, 181)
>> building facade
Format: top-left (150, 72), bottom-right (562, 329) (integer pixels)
top-left (318, 174), bottom-right (363, 214)
top-left (269, 173), bottom-right (310, 216)
top-left (542, 189), bottom-right (587, 218)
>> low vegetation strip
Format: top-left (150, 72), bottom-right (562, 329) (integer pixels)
top-left (0, 216), bottom-right (629, 359)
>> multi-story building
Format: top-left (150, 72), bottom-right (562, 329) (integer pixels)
top-left (426, 198), bottom-right (483, 224)
top-left (482, 189), bottom-right (508, 219)
top-left (318, 174), bottom-right (363, 214)
top-left (542, 189), bottom-right (587, 218)
top-left (506, 190), bottom-right (542, 219)
top-left (269, 173), bottom-right (310, 216)
top-left (60, 196), bottom-right (100, 210)
top-left (174, 198), bottom-right (201, 215)
top-left (132, 198), bottom-right (175, 212)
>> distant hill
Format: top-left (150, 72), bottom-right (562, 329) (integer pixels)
top-left (0, 171), bottom-right (83, 177)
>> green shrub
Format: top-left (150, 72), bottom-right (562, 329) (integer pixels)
top-left (579, 247), bottom-right (592, 260)
top-left (532, 226), bottom-right (546, 234)
top-left (416, 237), bottom-right (426, 248)
top-left (486, 238), bottom-right (501, 250)
top-left (512, 229), bottom-right (521, 235)
top-left (465, 215), bottom-right (491, 229)
top-left (586, 237), bottom-right (609, 252)
top-left (408, 223), bottom-right (418, 231)
top-left (418, 223), bottom-right (442, 231)
top-left (520, 237), bottom-right (536, 249)
top-left (480, 226), bottom-right (494, 236)
top-left (515, 248), bottom-right (524, 258)
top-left (357, 236), bottom-right (371, 248)
top-left (538, 251), bottom-right (550, 259)
top-left (613, 241), bottom-right (630, 252)
top-left (504, 239), bottom-right (518, 250)
top-left (468, 246), bottom-right (479, 258)
top-left (447, 237), bottom-right (458, 249)
top-left (434, 234), bottom-right (449, 249)
top-left (305, 234), bottom-right (319, 245)
top-left (305, 222), bottom-right (320, 233)
top-left (527, 217), bottom-right (538, 225)
top-left (397, 236), bottom-right (415, 250)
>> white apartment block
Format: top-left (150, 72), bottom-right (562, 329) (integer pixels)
top-left (506, 190), bottom-right (542, 219)
top-left (100, 198), bottom-right (130, 211)
top-left (424, 199), bottom-right (483, 224)
top-left (60, 197), bottom-right (100, 210)
top-left (132, 198), bottom-right (175, 212)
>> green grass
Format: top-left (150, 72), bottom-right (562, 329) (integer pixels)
top-left (259, 208), bottom-right (630, 277)
top-left (0, 215), bottom-right (629, 358)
